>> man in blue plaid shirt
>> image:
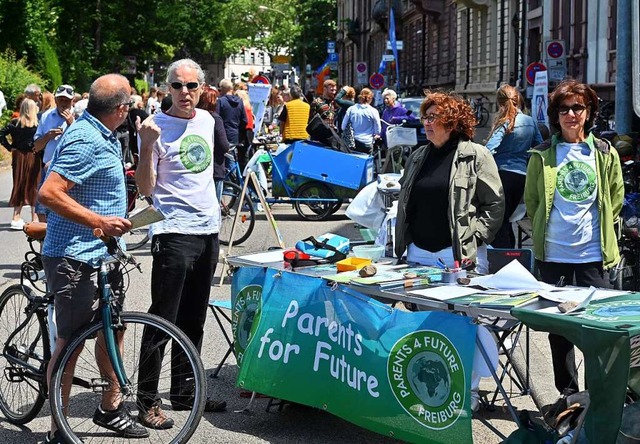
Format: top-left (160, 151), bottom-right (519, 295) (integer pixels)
top-left (38, 74), bottom-right (148, 443)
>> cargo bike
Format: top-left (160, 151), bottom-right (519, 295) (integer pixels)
top-left (219, 139), bottom-right (375, 245)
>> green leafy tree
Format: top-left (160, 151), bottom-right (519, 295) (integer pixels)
top-left (220, 0), bottom-right (301, 58)
top-left (293, 0), bottom-right (337, 71)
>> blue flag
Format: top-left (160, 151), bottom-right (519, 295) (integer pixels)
top-left (389, 7), bottom-right (400, 91)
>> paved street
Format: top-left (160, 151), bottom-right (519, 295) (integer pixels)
top-left (0, 166), bottom-right (571, 443)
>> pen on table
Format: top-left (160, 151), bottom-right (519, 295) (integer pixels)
top-left (379, 278), bottom-right (431, 289)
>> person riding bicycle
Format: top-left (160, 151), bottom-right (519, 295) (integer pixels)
top-left (137, 58), bottom-right (227, 430)
top-left (38, 74), bottom-right (146, 443)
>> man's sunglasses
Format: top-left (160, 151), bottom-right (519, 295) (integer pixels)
top-left (558, 104), bottom-right (587, 116)
top-left (170, 82), bottom-right (200, 91)
top-left (56, 86), bottom-right (74, 95)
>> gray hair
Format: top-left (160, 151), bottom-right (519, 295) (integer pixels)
top-left (382, 88), bottom-right (397, 100)
top-left (218, 79), bottom-right (233, 93)
top-left (166, 58), bottom-right (205, 84)
top-left (24, 83), bottom-right (41, 95)
top-left (289, 85), bottom-right (303, 99)
top-left (86, 74), bottom-right (130, 118)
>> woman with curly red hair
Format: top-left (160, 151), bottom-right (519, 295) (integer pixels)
top-left (395, 90), bottom-right (504, 273)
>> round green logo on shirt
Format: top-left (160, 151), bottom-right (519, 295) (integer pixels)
top-left (387, 330), bottom-right (465, 430)
top-left (556, 161), bottom-right (596, 202)
top-left (179, 134), bottom-right (211, 173)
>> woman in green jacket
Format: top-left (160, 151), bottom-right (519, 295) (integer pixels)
top-left (524, 79), bottom-right (624, 396)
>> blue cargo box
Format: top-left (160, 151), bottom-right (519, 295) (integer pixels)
top-left (287, 141), bottom-right (374, 190)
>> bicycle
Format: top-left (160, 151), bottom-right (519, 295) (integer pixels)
top-left (0, 230), bottom-right (207, 443)
top-left (218, 145), bottom-right (257, 246)
top-left (379, 119), bottom-right (418, 174)
top-left (123, 168), bottom-right (153, 251)
top-left (610, 161), bottom-right (640, 291)
top-left (472, 94), bottom-right (490, 128)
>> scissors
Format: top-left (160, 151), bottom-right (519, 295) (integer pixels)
top-left (460, 258), bottom-right (476, 271)
top-left (435, 257), bottom-right (449, 271)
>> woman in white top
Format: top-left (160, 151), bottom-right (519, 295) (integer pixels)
top-left (341, 88), bottom-right (381, 154)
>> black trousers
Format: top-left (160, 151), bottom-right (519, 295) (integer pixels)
top-left (137, 233), bottom-right (219, 408)
top-left (537, 260), bottom-right (610, 394)
top-left (491, 170), bottom-right (526, 249)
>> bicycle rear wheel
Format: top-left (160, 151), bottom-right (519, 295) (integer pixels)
top-left (476, 107), bottom-right (490, 127)
top-left (219, 181), bottom-right (256, 246)
top-left (0, 284), bottom-right (49, 424)
top-left (49, 312), bottom-right (206, 444)
top-left (293, 181), bottom-right (338, 221)
top-left (124, 196), bottom-right (152, 251)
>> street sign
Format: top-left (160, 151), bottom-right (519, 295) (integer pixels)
top-left (382, 54), bottom-right (395, 62)
top-left (252, 75), bottom-right (271, 84)
top-left (272, 55), bottom-right (291, 64)
top-left (328, 53), bottom-right (339, 63)
top-left (525, 62), bottom-right (547, 85)
top-left (546, 40), bottom-right (565, 59)
top-left (369, 73), bottom-right (385, 89)
top-left (327, 41), bottom-right (335, 54)
top-left (386, 40), bottom-right (404, 50)
top-left (355, 62), bottom-right (368, 85)
top-left (272, 63), bottom-right (290, 73)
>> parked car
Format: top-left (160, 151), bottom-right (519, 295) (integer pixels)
top-left (397, 97), bottom-right (428, 148)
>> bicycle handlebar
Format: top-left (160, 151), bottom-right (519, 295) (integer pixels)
top-left (93, 228), bottom-right (139, 269)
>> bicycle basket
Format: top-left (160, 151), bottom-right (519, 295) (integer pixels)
top-left (386, 127), bottom-right (417, 148)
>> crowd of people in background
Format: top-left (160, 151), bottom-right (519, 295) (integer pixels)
top-left (0, 72), bottom-right (627, 428)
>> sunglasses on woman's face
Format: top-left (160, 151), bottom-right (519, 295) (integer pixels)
top-left (558, 104), bottom-right (587, 116)
top-left (170, 82), bottom-right (200, 91)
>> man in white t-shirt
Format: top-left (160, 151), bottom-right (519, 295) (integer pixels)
top-left (136, 58), bottom-right (226, 429)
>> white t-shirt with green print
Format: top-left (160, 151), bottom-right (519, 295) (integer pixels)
top-left (149, 109), bottom-right (220, 236)
top-left (545, 142), bottom-right (602, 263)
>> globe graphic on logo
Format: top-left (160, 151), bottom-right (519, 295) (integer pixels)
top-left (564, 169), bottom-right (588, 193)
top-left (407, 351), bottom-right (451, 408)
top-left (237, 303), bottom-right (257, 348)
top-left (593, 305), bottom-right (640, 318)
top-left (186, 144), bottom-right (206, 164)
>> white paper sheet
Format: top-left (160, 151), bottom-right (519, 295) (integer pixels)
top-left (409, 286), bottom-right (480, 301)
top-left (469, 259), bottom-right (555, 291)
top-left (236, 250), bottom-right (286, 264)
top-left (538, 287), bottom-right (629, 303)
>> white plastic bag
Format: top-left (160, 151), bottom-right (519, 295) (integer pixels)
top-left (345, 181), bottom-right (386, 229)
top-left (386, 126), bottom-right (417, 148)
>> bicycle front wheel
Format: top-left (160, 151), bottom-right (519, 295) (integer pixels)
top-left (0, 284), bottom-right (49, 424)
top-left (50, 312), bottom-right (206, 444)
top-left (219, 181), bottom-right (256, 246)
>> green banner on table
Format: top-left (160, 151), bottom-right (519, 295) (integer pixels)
top-left (513, 294), bottom-right (640, 444)
top-left (232, 267), bottom-right (477, 444)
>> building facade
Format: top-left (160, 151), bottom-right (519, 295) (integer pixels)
top-left (336, 0), bottom-right (618, 107)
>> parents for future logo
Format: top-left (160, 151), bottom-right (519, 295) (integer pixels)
top-left (387, 330), bottom-right (466, 430)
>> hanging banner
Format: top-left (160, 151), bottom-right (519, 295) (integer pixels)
top-left (531, 70), bottom-right (549, 133)
top-left (389, 7), bottom-right (401, 91)
top-left (233, 267), bottom-right (477, 444)
top-left (247, 83), bottom-right (272, 141)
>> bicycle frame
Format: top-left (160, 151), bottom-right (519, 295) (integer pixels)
top-left (98, 260), bottom-right (131, 394)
